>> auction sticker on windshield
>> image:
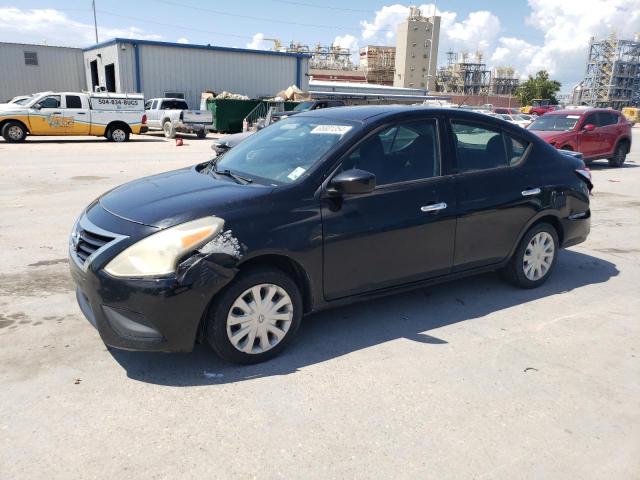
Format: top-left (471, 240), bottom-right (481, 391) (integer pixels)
top-left (287, 167), bottom-right (306, 181)
top-left (310, 125), bottom-right (352, 135)
top-left (567, 115), bottom-right (581, 119)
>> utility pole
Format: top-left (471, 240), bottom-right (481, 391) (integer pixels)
top-left (92, 0), bottom-right (99, 44)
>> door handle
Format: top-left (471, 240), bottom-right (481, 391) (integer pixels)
top-left (420, 202), bottom-right (447, 212)
top-left (52, 112), bottom-right (62, 115)
top-left (76, 112), bottom-right (86, 115)
top-left (522, 188), bottom-right (541, 196)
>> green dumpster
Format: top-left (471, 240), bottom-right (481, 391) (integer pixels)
top-left (206, 99), bottom-right (261, 134)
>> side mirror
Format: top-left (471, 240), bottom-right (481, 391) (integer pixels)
top-left (327, 169), bottom-right (376, 196)
top-left (32, 103), bottom-right (42, 110)
top-left (582, 123), bottom-right (596, 132)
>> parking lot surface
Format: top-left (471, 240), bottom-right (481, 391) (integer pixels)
top-left (1, 130), bottom-right (639, 479)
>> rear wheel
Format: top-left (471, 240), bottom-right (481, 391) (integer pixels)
top-left (196, 130), bottom-right (207, 139)
top-left (163, 121), bottom-right (176, 139)
top-left (205, 268), bottom-right (302, 364)
top-left (504, 223), bottom-right (559, 288)
top-left (108, 126), bottom-right (129, 142)
top-left (2, 121), bottom-right (27, 142)
top-left (608, 142), bottom-right (627, 168)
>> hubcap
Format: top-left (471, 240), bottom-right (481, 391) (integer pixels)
top-left (226, 284), bottom-right (293, 354)
top-left (523, 231), bottom-right (555, 281)
top-left (7, 125), bottom-right (23, 140)
top-left (112, 129), bottom-right (126, 142)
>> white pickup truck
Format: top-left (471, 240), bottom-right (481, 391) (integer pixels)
top-left (0, 91), bottom-right (146, 142)
top-left (144, 98), bottom-right (213, 138)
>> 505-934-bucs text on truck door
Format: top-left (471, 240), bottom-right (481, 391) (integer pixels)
top-left (0, 92), bottom-right (148, 143)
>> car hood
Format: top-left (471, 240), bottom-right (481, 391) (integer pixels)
top-left (0, 103), bottom-right (27, 113)
top-left (99, 166), bottom-right (274, 228)
top-left (528, 130), bottom-right (566, 142)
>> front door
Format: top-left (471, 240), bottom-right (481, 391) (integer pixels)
top-left (322, 118), bottom-right (456, 300)
top-left (29, 95), bottom-right (64, 135)
top-left (577, 112), bottom-right (602, 158)
top-left (450, 119), bottom-right (537, 270)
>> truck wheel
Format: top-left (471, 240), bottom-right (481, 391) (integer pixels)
top-left (205, 267), bottom-right (303, 364)
top-left (109, 126), bottom-right (129, 143)
top-left (608, 142), bottom-right (627, 168)
top-left (2, 121), bottom-right (27, 142)
top-left (163, 121), bottom-right (176, 139)
top-left (196, 130), bottom-right (207, 139)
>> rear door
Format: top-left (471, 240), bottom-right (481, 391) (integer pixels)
top-left (597, 111), bottom-right (621, 156)
top-left (322, 116), bottom-right (456, 299)
top-left (450, 119), bottom-right (536, 270)
top-left (61, 94), bottom-right (90, 135)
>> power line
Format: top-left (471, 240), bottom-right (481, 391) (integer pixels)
top-left (151, 0), bottom-right (395, 34)
top-left (270, 0), bottom-right (372, 13)
top-left (97, 10), bottom-right (257, 41)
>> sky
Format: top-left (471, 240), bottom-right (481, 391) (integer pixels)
top-left (1, 0), bottom-right (639, 92)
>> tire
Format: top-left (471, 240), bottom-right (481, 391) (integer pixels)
top-left (163, 121), bottom-right (176, 139)
top-left (196, 130), bottom-right (207, 139)
top-left (205, 267), bottom-right (303, 364)
top-left (108, 125), bottom-right (129, 143)
top-left (503, 222), bottom-right (559, 289)
top-left (2, 121), bottom-right (27, 142)
top-left (608, 142), bottom-right (627, 168)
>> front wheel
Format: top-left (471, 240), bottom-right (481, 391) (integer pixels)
top-left (608, 142), bottom-right (627, 168)
top-left (196, 130), bottom-right (207, 139)
top-left (205, 268), bottom-right (303, 364)
top-left (504, 223), bottom-right (559, 288)
top-left (2, 121), bottom-right (27, 142)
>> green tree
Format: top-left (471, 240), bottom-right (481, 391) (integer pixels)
top-left (516, 70), bottom-right (562, 106)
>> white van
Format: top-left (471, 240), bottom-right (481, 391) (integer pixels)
top-left (0, 92), bottom-right (147, 142)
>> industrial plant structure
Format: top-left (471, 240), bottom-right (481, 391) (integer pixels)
top-left (435, 51), bottom-right (492, 95)
top-left (359, 46), bottom-right (396, 85)
top-left (577, 35), bottom-right (640, 108)
top-left (393, 6), bottom-right (440, 90)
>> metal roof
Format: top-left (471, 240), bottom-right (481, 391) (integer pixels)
top-left (83, 38), bottom-right (311, 59)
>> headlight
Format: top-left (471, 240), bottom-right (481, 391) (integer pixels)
top-left (104, 217), bottom-right (224, 277)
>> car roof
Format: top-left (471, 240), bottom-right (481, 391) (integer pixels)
top-left (549, 108), bottom-right (619, 116)
top-left (295, 105), bottom-right (503, 123)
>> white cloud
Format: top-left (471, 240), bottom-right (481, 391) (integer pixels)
top-left (333, 34), bottom-right (360, 65)
top-left (0, 8), bottom-right (161, 47)
top-left (360, 4), bottom-right (500, 63)
top-left (177, 37), bottom-right (189, 44)
top-left (246, 33), bottom-right (272, 50)
top-left (489, 0), bottom-right (640, 88)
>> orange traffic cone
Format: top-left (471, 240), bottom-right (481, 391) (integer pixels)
top-left (176, 138), bottom-right (183, 146)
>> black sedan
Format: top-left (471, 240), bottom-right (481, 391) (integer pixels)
top-left (69, 106), bottom-right (592, 364)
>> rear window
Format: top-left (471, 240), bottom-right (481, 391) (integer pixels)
top-left (529, 114), bottom-right (580, 132)
top-left (65, 95), bottom-right (82, 109)
top-left (161, 100), bottom-right (188, 110)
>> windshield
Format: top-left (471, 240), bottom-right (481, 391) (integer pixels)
top-left (215, 116), bottom-right (357, 185)
top-left (293, 101), bottom-right (314, 112)
top-left (529, 114), bottom-right (580, 132)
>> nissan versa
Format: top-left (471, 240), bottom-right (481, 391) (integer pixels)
top-left (69, 106), bottom-right (592, 364)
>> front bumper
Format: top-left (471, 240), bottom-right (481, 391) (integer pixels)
top-left (69, 212), bottom-right (236, 352)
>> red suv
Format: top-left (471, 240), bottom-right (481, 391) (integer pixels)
top-left (528, 109), bottom-right (632, 167)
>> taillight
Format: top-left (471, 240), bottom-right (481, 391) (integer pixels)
top-left (576, 167), bottom-right (593, 191)
top-left (142, 114), bottom-right (147, 125)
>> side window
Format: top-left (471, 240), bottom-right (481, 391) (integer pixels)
top-left (583, 113), bottom-right (599, 127)
top-left (151, 100), bottom-right (158, 109)
top-left (343, 119), bottom-right (440, 186)
top-left (597, 112), bottom-right (618, 127)
top-left (144, 101), bottom-right (153, 110)
top-left (451, 121), bottom-right (512, 172)
top-left (65, 95), bottom-right (82, 109)
top-left (38, 96), bottom-right (61, 109)
top-left (506, 136), bottom-right (530, 166)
